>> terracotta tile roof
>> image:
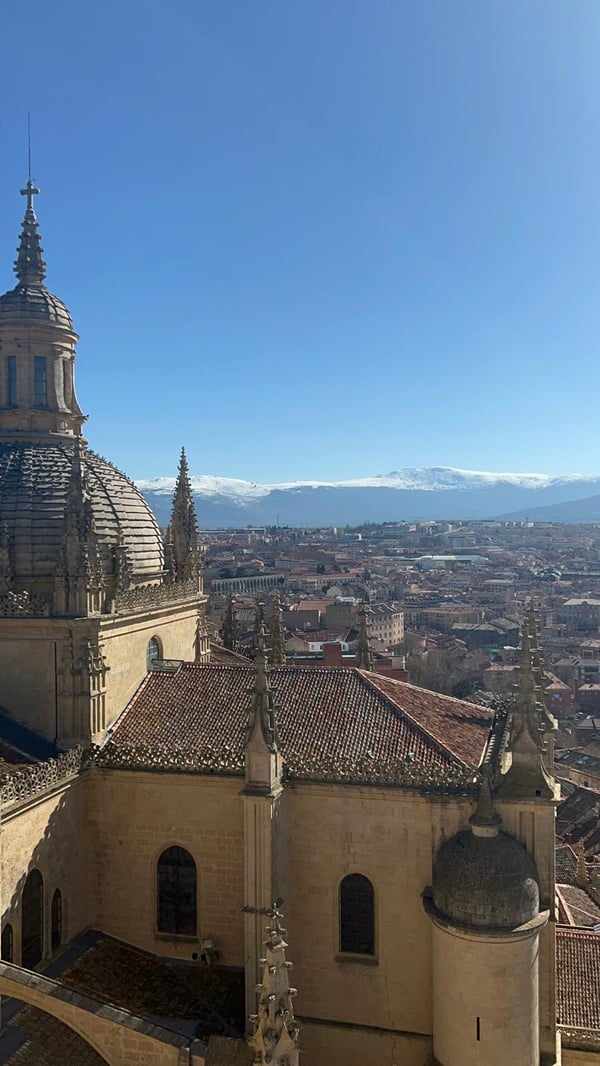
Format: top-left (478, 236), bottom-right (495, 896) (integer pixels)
top-left (557, 885), bottom-right (600, 928)
top-left (60, 937), bottom-right (244, 1039)
top-left (557, 928), bottom-right (600, 1031)
top-left (364, 674), bottom-right (492, 768)
top-left (556, 843), bottom-right (578, 885)
top-left (107, 665), bottom-right (491, 781)
top-left (6, 1005), bottom-right (106, 1065)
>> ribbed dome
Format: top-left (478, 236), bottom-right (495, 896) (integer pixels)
top-left (0, 285), bottom-right (73, 329)
top-left (433, 829), bottom-right (539, 930)
top-left (0, 441), bottom-right (163, 589)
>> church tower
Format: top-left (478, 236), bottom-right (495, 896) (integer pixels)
top-left (0, 180), bottom-right (209, 747)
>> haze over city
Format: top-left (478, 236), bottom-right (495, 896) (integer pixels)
top-left (2, 1), bottom-right (600, 485)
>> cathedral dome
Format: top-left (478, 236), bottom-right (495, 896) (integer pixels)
top-left (433, 828), bottom-right (539, 930)
top-left (0, 284), bottom-right (74, 330)
top-left (0, 441), bottom-right (164, 590)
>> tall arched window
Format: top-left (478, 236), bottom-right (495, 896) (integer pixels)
top-left (51, 889), bottom-right (62, 952)
top-left (339, 873), bottom-right (375, 955)
top-left (157, 847), bottom-right (196, 936)
top-left (22, 869), bottom-right (44, 968)
top-left (147, 636), bottom-right (161, 670)
top-left (1, 923), bottom-right (13, 963)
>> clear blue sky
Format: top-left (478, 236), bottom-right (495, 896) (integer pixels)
top-left (1, 1), bottom-right (599, 482)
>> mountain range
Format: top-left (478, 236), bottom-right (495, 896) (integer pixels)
top-left (136, 467), bottom-right (600, 527)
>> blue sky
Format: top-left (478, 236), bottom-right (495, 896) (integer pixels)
top-left (1, 1), bottom-right (600, 481)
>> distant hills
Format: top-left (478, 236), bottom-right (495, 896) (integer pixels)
top-left (136, 467), bottom-right (600, 527)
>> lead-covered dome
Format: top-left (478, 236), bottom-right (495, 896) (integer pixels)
top-left (0, 441), bottom-right (164, 592)
top-left (0, 284), bottom-right (73, 329)
top-left (433, 828), bottom-right (539, 930)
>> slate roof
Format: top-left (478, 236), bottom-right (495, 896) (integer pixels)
top-left (557, 928), bottom-right (600, 1031)
top-left (0, 284), bottom-right (73, 329)
top-left (108, 665), bottom-right (492, 781)
top-left (0, 442), bottom-right (163, 584)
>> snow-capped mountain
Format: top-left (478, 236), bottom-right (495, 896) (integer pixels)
top-left (137, 467), bottom-right (600, 527)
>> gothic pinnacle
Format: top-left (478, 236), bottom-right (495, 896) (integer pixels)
top-left (167, 447), bottom-right (200, 583)
top-left (356, 602), bottom-right (373, 671)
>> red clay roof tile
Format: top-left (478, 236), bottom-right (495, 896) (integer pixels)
top-left (109, 665), bottom-right (491, 779)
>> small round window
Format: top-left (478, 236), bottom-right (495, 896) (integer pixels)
top-left (147, 637), bottom-right (162, 670)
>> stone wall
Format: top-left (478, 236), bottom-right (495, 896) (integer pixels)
top-left (281, 783), bottom-right (473, 1056)
top-left (300, 1021), bottom-right (431, 1066)
top-left (87, 769), bottom-right (245, 963)
top-left (1, 776), bottom-right (91, 962)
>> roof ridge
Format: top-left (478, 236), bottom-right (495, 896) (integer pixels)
top-left (359, 670), bottom-right (470, 770)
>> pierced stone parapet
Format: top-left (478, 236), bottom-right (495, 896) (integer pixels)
top-left (91, 741), bottom-right (245, 775)
top-left (113, 577), bottom-right (201, 613)
top-left (284, 751), bottom-right (479, 792)
top-left (90, 741), bottom-right (478, 793)
top-left (0, 590), bottom-right (49, 617)
top-left (0, 746), bottom-right (85, 809)
top-left (560, 1027), bottom-right (600, 1050)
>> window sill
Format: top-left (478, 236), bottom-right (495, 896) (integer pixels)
top-left (335, 952), bottom-right (378, 966)
top-left (155, 932), bottom-right (199, 943)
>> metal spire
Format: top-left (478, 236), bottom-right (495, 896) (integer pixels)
top-left (13, 116), bottom-right (45, 286)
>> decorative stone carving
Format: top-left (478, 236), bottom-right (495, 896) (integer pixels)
top-left (113, 577), bottom-right (200, 613)
top-left (248, 901), bottom-right (300, 1066)
top-left (0, 747), bottom-right (85, 809)
top-left (0, 590), bottom-right (49, 617)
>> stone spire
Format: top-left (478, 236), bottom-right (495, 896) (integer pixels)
top-left (498, 612), bottom-right (555, 799)
top-left (526, 602), bottom-right (556, 746)
top-left (14, 179), bottom-right (46, 286)
top-left (248, 901), bottom-right (300, 1066)
top-left (269, 590), bottom-right (286, 666)
top-left (253, 600), bottom-right (265, 656)
top-left (355, 602), bottom-right (373, 671)
top-left (54, 439), bottom-right (103, 616)
top-left (221, 594), bottom-right (240, 652)
top-left (166, 448), bottom-right (201, 584)
top-left (245, 623), bottom-right (283, 793)
top-left (469, 771), bottom-right (502, 838)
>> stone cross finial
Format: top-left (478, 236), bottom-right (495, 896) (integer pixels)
top-left (20, 179), bottom-right (40, 213)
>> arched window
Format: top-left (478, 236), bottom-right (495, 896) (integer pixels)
top-left (51, 889), bottom-right (62, 952)
top-left (147, 636), bottom-right (161, 670)
top-left (339, 873), bottom-right (375, 955)
top-left (157, 847), bottom-right (196, 936)
top-left (1, 923), bottom-right (13, 963)
top-left (22, 869), bottom-right (44, 968)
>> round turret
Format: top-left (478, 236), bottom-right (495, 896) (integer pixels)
top-left (426, 779), bottom-right (547, 1066)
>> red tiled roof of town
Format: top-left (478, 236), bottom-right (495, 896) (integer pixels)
top-left (109, 665), bottom-right (492, 776)
top-left (288, 630), bottom-right (349, 645)
top-left (557, 885), bottom-right (600, 928)
top-left (556, 843), bottom-right (578, 885)
top-left (557, 928), bottom-right (600, 1030)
